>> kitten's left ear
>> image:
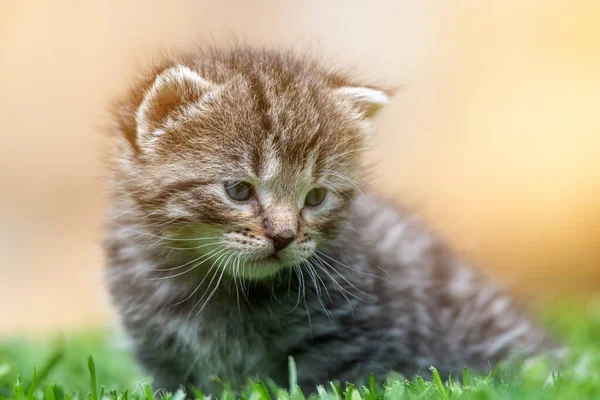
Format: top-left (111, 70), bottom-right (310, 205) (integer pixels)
top-left (335, 86), bottom-right (390, 120)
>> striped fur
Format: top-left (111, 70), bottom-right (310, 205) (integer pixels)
top-left (104, 46), bottom-right (556, 394)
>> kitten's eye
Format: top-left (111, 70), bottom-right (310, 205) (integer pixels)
top-left (225, 181), bottom-right (254, 202)
top-left (304, 188), bottom-right (327, 207)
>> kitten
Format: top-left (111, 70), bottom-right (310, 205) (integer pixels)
top-left (104, 46), bottom-right (556, 394)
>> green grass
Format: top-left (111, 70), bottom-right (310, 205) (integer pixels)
top-left (1, 300), bottom-right (600, 399)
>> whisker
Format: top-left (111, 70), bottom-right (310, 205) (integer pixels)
top-left (239, 258), bottom-right (248, 293)
top-left (139, 250), bottom-right (212, 273)
top-left (287, 266), bottom-right (304, 315)
top-left (186, 250), bottom-right (230, 319)
top-left (312, 253), bottom-right (377, 303)
top-left (306, 259), bottom-right (332, 302)
top-left (135, 231), bottom-right (221, 242)
top-left (323, 169), bottom-right (374, 214)
top-left (304, 261), bottom-right (321, 298)
top-left (327, 146), bottom-right (372, 163)
top-left (316, 250), bottom-right (388, 279)
top-left (322, 179), bottom-right (354, 201)
top-left (304, 260), bottom-right (334, 323)
top-left (311, 256), bottom-right (356, 318)
top-left (232, 254), bottom-right (242, 315)
top-left (146, 247), bottom-right (222, 280)
top-left (170, 248), bottom-right (228, 306)
top-left (299, 267), bottom-right (313, 335)
top-left (324, 170), bottom-right (365, 198)
top-left (193, 253), bottom-right (230, 319)
top-left (239, 260), bottom-right (252, 308)
top-left (163, 241), bottom-right (221, 251)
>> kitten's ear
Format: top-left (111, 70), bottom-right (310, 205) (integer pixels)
top-left (136, 65), bottom-right (214, 147)
top-left (335, 86), bottom-right (390, 120)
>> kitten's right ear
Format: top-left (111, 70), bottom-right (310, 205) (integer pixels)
top-left (136, 65), bottom-right (213, 147)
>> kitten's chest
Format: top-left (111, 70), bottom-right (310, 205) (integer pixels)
top-left (186, 305), bottom-right (304, 388)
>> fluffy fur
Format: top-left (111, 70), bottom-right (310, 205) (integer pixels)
top-left (104, 46), bottom-right (556, 394)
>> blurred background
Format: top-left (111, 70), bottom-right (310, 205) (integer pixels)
top-left (0, 0), bottom-right (598, 336)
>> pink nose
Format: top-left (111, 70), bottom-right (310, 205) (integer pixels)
top-left (267, 231), bottom-right (296, 252)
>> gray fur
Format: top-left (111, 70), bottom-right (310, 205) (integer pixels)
top-left (105, 195), bottom-right (554, 393)
top-left (104, 46), bottom-right (556, 394)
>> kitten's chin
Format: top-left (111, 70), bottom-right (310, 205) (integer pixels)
top-left (233, 257), bottom-right (294, 280)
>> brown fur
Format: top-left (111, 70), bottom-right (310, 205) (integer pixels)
top-left (104, 45), bottom-right (557, 394)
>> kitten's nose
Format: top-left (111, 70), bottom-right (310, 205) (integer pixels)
top-left (268, 231), bottom-right (296, 252)
top-left (263, 206), bottom-right (298, 252)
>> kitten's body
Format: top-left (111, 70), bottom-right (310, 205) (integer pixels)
top-left (104, 47), bottom-right (554, 393)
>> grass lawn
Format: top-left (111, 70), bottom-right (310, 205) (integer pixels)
top-left (1, 300), bottom-right (599, 399)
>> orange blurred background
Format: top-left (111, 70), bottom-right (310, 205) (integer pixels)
top-left (0, 1), bottom-right (598, 336)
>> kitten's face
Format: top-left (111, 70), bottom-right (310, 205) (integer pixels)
top-left (124, 61), bottom-right (387, 280)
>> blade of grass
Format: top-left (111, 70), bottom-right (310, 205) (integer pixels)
top-left (288, 356), bottom-right (297, 395)
top-left (13, 377), bottom-right (24, 400)
top-left (191, 386), bottom-right (204, 400)
top-left (87, 356), bottom-right (98, 400)
top-left (415, 376), bottom-right (426, 392)
top-left (36, 349), bottom-right (64, 385)
top-left (26, 368), bottom-right (36, 400)
top-left (45, 384), bottom-right (57, 400)
top-left (250, 381), bottom-right (272, 400)
top-left (430, 367), bottom-right (448, 400)
top-left (143, 383), bottom-right (153, 400)
top-left (171, 389), bottom-right (187, 400)
top-left (369, 374), bottom-right (377, 399)
top-left (330, 382), bottom-right (342, 399)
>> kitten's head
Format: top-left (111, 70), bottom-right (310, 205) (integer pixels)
top-left (112, 48), bottom-right (389, 280)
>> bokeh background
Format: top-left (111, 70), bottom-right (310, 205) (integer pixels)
top-left (0, 1), bottom-right (598, 336)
